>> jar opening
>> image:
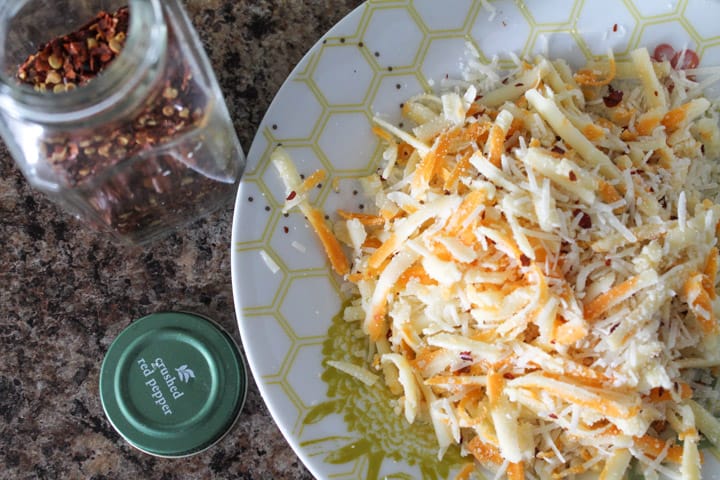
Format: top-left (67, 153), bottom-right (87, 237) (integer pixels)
top-left (0, 0), bottom-right (167, 124)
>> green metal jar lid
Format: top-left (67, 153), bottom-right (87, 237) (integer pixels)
top-left (100, 312), bottom-right (247, 457)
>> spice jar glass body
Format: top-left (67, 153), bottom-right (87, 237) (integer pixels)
top-left (0, 0), bottom-right (245, 244)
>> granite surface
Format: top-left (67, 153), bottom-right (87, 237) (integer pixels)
top-left (0, 1), bottom-right (363, 478)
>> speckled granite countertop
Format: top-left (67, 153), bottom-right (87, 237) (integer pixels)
top-left (0, 1), bottom-right (363, 478)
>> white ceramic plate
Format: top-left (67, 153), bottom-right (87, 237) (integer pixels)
top-left (231, 1), bottom-right (720, 478)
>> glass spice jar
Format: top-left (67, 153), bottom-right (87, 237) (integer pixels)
top-left (0, 0), bottom-right (245, 244)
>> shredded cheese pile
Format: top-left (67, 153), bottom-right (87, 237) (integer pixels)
top-left (273, 46), bottom-right (720, 480)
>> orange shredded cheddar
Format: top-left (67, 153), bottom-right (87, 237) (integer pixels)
top-left (682, 273), bottom-right (717, 333)
top-left (611, 106), bottom-right (635, 127)
top-left (583, 124), bottom-right (605, 141)
top-left (444, 150), bottom-right (474, 190)
top-left (633, 435), bottom-right (684, 464)
top-left (397, 142), bottom-right (415, 164)
top-left (596, 117), bottom-right (615, 130)
top-left (458, 221), bottom-right (480, 246)
top-left (367, 233), bottom-right (399, 270)
top-left (584, 274), bottom-right (642, 322)
top-left (646, 383), bottom-right (693, 403)
top-left (508, 462), bottom-right (524, 480)
top-left (466, 103), bottom-right (484, 118)
top-left (554, 321), bottom-right (588, 345)
top-left (413, 131), bottom-right (455, 194)
top-left (337, 209), bottom-right (385, 227)
top-left (620, 129), bottom-right (637, 141)
top-left (300, 170), bottom-right (326, 194)
top-left (599, 180), bottom-right (623, 205)
top-left (412, 149), bottom-right (439, 193)
top-left (306, 207), bottom-right (349, 276)
top-left (541, 369), bottom-right (614, 391)
top-left (412, 347), bottom-right (443, 371)
top-left (487, 124), bottom-right (506, 167)
top-left (486, 370), bottom-right (504, 407)
top-left (445, 190), bottom-right (488, 235)
top-left (574, 56), bottom-right (616, 87)
top-left (372, 125), bottom-right (393, 142)
top-left (518, 375), bottom-right (636, 419)
top-left (661, 103), bottom-right (689, 133)
top-left (346, 272), bottom-right (364, 283)
top-left (362, 237), bottom-right (382, 249)
top-left (367, 302), bottom-right (387, 342)
top-left (454, 463), bottom-right (477, 480)
top-left (636, 112), bottom-right (662, 136)
top-left (397, 263), bottom-right (438, 288)
top-left (429, 240), bottom-right (455, 262)
top-left (467, 436), bottom-right (503, 465)
top-left (704, 247), bottom-right (718, 299)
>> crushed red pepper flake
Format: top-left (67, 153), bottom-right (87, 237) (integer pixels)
top-left (573, 209), bottom-right (592, 229)
top-left (520, 254), bottom-right (531, 267)
top-left (603, 85), bottom-right (624, 108)
top-left (17, 8), bottom-right (128, 90)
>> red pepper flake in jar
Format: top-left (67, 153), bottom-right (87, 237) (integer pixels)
top-left (17, 9), bottom-right (129, 90)
top-left (12, 5), bottom-right (243, 242)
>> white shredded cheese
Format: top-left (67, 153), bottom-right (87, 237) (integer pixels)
top-left (259, 250), bottom-right (280, 274)
top-left (275, 46), bottom-right (720, 480)
top-left (291, 240), bottom-right (306, 253)
top-left (326, 360), bottom-right (378, 386)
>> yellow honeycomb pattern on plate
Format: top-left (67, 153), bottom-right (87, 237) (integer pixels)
top-left (231, 1), bottom-right (720, 478)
